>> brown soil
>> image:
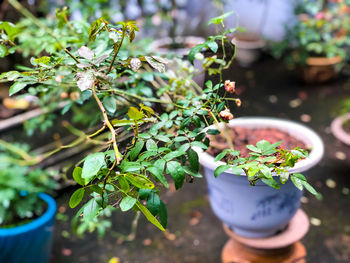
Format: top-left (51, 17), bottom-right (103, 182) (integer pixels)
top-left (207, 127), bottom-right (307, 161)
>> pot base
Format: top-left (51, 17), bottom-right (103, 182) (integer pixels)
top-left (221, 209), bottom-right (309, 263)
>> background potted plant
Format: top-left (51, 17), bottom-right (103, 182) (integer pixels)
top-left (270, 0), bottom-right (350, 84)
top-left (0, 141), bottom-right (57, 263)
top-left (331, 98), bottom-right (350, 146)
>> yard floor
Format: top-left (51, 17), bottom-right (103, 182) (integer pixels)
top-left (51, 57), bottom-right (350, 263)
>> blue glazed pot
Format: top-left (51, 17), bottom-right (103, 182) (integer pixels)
top-left (197, 117), bottom-right (324, 238)
top-left (0, 193), bottom-right (57, 263)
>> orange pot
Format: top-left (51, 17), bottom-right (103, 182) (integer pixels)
top-left (298, 56), bottom-right (343, 84)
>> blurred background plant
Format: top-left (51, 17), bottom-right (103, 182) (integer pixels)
top-left (0, 141), bottom-right (57, 227)
top-left (270, 0), bottom-right (350, 67)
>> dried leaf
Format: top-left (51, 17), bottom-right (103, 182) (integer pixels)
top-left (93, 54), bottom-right (109, 65)
top-left (77, 63), bottom-right (91, 69)
top-left (78, 46), bottom-right (95, 61)
top-left (145, 56), bottom-right (165, 73)
top-left (152, 56), bottom-right (169, 64)
top-left (76, 71), bottom-right (94, 91)
top-left (130, 58), bottom-right (142, 72)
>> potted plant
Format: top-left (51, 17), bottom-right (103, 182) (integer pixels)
top-left (231, 33), bottom-right (266, 67)
top-left (331, 98), bottom-right (350, 146)
top-left (0, 141), bottom-right (57, 263)
top-left (271, 0), bottom-right (350, 84)
top-left (195, 116), bottom-right (324, 238)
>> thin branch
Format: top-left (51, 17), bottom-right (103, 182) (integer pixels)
top-left (92, 83), bottom-right (121, 163)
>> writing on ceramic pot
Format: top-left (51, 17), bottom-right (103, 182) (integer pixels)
top-left (250, 192), bottom-right (299, 221)
top-left (208, 185), bottom-right (234, 214)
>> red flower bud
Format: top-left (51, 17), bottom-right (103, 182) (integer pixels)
top-left (224, 80), bottom-right (236, 94)
top-left (219, 109), bottom-right (234, 121)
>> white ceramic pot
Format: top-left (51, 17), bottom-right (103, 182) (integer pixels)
top-left (197, 117), bottom-right (324, 238)
top-left (331, 113), bottom-right (350, 146)
top-left (150, 36), bottom-right (205, 87)
top-left (232, 37), bottom-right (265, 67)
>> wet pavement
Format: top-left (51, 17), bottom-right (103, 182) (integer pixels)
top-left (48, 57), bottom-right (350, 262)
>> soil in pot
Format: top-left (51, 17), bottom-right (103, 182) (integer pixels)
top-left (207, 126), bottom-right (307, 161)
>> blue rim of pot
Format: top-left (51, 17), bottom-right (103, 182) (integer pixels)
top-left (0, 193), bottom-right (56, 236)
top-left (194, 117), bottom-right (325, 175)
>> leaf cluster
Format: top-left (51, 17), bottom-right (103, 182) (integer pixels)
top-left (214, 140), bottom-right (319, 196)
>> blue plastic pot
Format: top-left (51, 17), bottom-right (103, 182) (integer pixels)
top-left (0, 193), bottom-right (57, 263)
top-left (197, 117), bottom-right (324, 238)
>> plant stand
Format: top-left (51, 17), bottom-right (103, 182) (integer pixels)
top-left (221, 209), bottom-right (309, 263)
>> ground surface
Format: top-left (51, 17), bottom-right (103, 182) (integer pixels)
top-left (7, 57), bottom-right (350, 263)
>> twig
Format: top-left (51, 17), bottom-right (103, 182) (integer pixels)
top-left (92, 83), bottom-right (121, 163)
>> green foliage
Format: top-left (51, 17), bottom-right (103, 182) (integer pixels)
top-left (214, 139), bottom-right (318, 195)
top-left (0, 143), bottom-right (56, 227)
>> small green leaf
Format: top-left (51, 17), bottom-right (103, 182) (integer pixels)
top-left (155, 135), bottom-right (170, 143)
top-left (246, 144), bottom-right (260, 153)
top-left (69, 188), bottom-right (85, 208)
top-left (89, 185), bottom-right (103, 195)
top-left (279, 172), bottom-right (289, 184)
top-left (139, 189), bottom-right (152, 200)
top-left (259, 165), bottom-right (272, 179)
top-left (125, 173), bottom-right (154, 189)
top-left (159, 201), bottom-right (167, 228)
top-left (214, 151), bottom-right (227, 162)
top-left (163, 150), bottom-right (186, 161)
top-left (83, 198), bottom-right (99, 221)
top-left (0, 44), bottom-right (8, 58)
top-left (291, 173), bottom-right (318, 195)
top-left (208, 11), bottom-right (233, 25)
top-left (127, 106), bottom-right (144, 120)
top-left (206, 41), bottom-right (218, 53)
top-left (141, 72), bottom-right (154, 82)
top-left (247, 166), bottom-right (260, 177)
top-left (73, 167), bottom-right (85, 185)
top-left (120, 196), bottom-right (137, 211)
top-left (146, 139), bottom-right (158, 151)
top-left (129, 141), bottom-right (145, 160)
top-left (9, 82), bottom-right (27, 96)
top-left (188, 43), bottom-right (205, 64)
top-left (136, 201), bottom-right (165, 231)
top-left (81, 152), bottom-right (105, 184)
top-left (166, 161), bottom-right (185, 189)
top-left (118, 176), bottom-right (130, 192)
top-left (261, 178), bottom-right (280, 189)
top-left (290, 174), bottom-right (304, 191)
top-left (102, 96), bottom-right (117, 114)
top-left (147, 192), bottom-right (160, 216)
top-left (147, 167), bottom-right (168, 188)
top-left (207, 129), bottom-right (221, 135)
top-left (214, 165), bottom-right (231, 177)
top-left (302, 181), bottom-right (318, 195)
top-left (174, 136), bottom-right (188, 142)
top-left (191, 141), bottom-right (208, 150)
top-left (188, 149), bottom-right (199, 172)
